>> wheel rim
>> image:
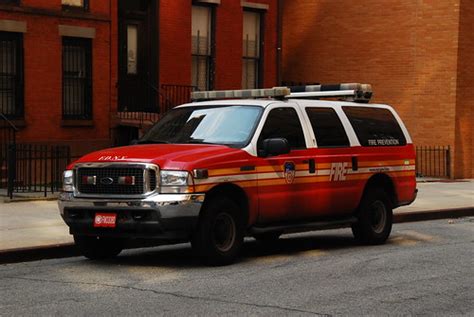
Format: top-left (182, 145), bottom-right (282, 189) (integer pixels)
top-left (212, 212), bottom-right (236, 252)
top-left (370, 200), bottom-right (387, 234)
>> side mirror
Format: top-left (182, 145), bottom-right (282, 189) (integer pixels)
top-left (259, 138), bottom-right (290, 157)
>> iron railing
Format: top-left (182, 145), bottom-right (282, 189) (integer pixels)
top-left (0, 113), bottom-right (17, 194)
top-left (116, 84), bottom-right (196, 126)
top-left (416, 145), bottom-right (451, 178)
top-left (160, 84), bottom-right (196, 113)
top-left (5, 144), bottom-right (74, 198)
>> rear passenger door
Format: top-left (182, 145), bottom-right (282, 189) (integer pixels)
top-left (301, 107), bottom-right (360, 218)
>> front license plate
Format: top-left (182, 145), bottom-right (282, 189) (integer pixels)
top-left (94, 213), bottom-right (117, 228)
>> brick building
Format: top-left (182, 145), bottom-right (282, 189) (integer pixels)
top-left (282, 0), bottom-right (473, 179)
top-left (0, 0), bottom-right (279, 155)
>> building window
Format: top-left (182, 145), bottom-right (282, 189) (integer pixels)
top-left (192, 5), bottom-right (214, 91)
top-left (62, 0), bottom-right (89, 10)
top-left (0, 32), bottom-right (23, 119)
top-left (0, 0), bottom-right (20, 5)
top-left (242, 10), bottom-right (262, 89)
top-left (62, 37), bottom-right (92, 120)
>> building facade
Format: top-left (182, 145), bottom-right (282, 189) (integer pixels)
top-left (282, 0), bottom-right (473, 179)
top-left (0, 0), bottom-right (279, 155)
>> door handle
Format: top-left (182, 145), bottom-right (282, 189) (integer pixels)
top-left (309, 159), bottom-right (316, 174)
top-left (352, 156), bottom-right (358, 171)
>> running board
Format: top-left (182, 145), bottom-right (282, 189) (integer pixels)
top-left (249, 217), bottom-right (358, 235)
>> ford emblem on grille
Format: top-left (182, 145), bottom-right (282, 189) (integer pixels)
top-left (100, 177), bottom-right (114, 185)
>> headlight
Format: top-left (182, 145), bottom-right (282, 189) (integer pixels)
top-left (62, 170), bottom-right (74, 192)
top-left (160, 170), bottom-right (193, 194)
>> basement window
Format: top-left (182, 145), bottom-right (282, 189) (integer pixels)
top-left (62, 0), bottom-right (89, 11)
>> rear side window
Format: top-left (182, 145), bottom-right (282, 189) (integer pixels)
top-left (306, 108), bottom-right (349, 148)
top-left (258, 107), bottom-right (306, 149)
top-left (343, 106), bottom-right (406, 146)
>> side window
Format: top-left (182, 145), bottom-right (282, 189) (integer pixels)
top-left (306, 108), bottom-right (349, 147)
top-left (343, 106), bottom-right (407, 146)
top-left (258, 107), bottom-right (306, 150)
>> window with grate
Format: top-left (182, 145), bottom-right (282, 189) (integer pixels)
top-left (62, 0), bottom-right (89, 10)
top-left (0, 0), bottom-right (20, 5)
top-left (192, 5), bottom-right (214, 91)
top-left (62, 37), bottom-right (92, 120)
top-left (242, 10), bottom-right (262, 89)
top-left (0, 32), bottom-right (23, 119)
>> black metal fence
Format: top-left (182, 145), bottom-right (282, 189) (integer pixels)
top-left (416, 145), bottom-right (451, 178)
top-left (116, 84), bottom-right (196, 126)
top-left (160, 84), bottom-right (196, 113)
top-left (1, 113), bottom-right (17, 191)
top-left (1, 143), bottom-right (73, 199)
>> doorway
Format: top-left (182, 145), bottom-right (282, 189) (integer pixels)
top-left (118, 0), bottom-right (158, 113)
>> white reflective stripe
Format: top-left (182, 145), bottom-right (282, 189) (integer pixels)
top-left (194, 164), bottom-right (416, 185)
top-left (347, 165), bottom-right (415, 174)
top-left (194, 173), bottom-right (258, 185)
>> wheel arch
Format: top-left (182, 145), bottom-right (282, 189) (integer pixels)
top-left (202, 183), bottom-right (250, 227)
top-left (361, 173), bottom-right (398, 208)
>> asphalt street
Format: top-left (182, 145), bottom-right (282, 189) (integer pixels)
top-left (1, 218), bottom-right (473, 316)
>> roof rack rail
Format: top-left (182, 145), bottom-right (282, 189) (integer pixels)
top-left (190, 83), bottom-right (372, 103)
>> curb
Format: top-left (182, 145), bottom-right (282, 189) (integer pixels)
top-left (1, 196), bottom-right (59, 203)
top-left (394, 207), bottom-right (474, 223)
top-left (0, 243), bottom-right (78, 265)
top-left (1, 207), bottom-right (473, 265)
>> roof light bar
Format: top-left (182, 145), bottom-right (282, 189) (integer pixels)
top-left (191, 87), bottom-right (291, 101)
top-left (288, 83), bottom-right (373, 103)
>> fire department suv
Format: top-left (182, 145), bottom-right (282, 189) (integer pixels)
top-left (59, 83), bottom-right (417, 265)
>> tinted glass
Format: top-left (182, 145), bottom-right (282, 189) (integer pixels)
top-left (306, 108), bottom-right (349, 147)
top-left (343, 106), bottom-right (406, 146)
top-left (258, 108), bottom-right (306, 150)
top-left (139, 105), bottom-right (262, 148)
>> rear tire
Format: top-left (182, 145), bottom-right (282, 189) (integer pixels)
top-left (74, 235), bottom-right (125, 260)
top-left (192, 197), bottom-right (244, 265)
top-left (352, 188), bottom-right (393, 245)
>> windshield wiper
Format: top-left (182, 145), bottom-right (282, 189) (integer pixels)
top-left (183, 139), bottom-right (217, 145)
top-left (136, 140), bottom-right (170, 144)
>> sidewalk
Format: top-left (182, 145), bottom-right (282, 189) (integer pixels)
top-left (0, 180), bottom-right (473, 263)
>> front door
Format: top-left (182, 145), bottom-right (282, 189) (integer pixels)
top-left (256, 105), bottom-right (311, 223)
top-left (118, 0), bottom-right (157, 113)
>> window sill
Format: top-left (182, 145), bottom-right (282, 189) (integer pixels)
top-left (61, 5), bottom-right (89, 13)
top-left (7, 119), bottom-right (26, 128)
top-left (61, 119), bottom-right (93, 127)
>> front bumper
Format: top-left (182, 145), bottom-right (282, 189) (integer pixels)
top-left (58, 192), bottom-right (205, 240)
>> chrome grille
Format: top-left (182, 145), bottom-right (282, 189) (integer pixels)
top-left (77, 166), bottom-right (156, 196)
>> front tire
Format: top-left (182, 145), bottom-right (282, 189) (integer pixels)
top-left (74, 235), bottom-right (125, 260)
top-left (352, 189), bottom-right (393, 245)
top-left (192, 197), bottom-right (244, 265)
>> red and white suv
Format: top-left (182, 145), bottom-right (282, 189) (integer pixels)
top-left (59, 84), bottom-right (417, 265)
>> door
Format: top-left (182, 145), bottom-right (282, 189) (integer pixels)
top-left (118, 0), bottom-right (157, 113)
top-left (303, 106), bottom-right (359, 218)
top-left (256, 105), bottom-right (313, 223)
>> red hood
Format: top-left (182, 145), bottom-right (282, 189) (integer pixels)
top-left (72, 144), bottom-right (247, 170)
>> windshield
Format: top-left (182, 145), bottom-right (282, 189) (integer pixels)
top-left (139, 105), bottom-right (263, 147)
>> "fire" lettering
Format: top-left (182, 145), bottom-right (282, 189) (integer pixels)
top-left (329, 162), bottom-right (349, 181)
